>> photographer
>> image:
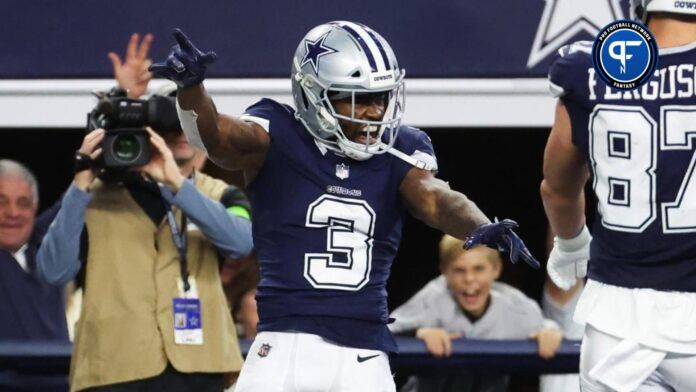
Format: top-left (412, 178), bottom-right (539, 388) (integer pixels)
top-left (35, 93), bottom-right (253, 390)
top-left (37, 122), bottom-right (252, 390)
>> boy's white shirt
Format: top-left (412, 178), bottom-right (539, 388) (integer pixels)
top-left (389, 275), bottom-right (560, 338)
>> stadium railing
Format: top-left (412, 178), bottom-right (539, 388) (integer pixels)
top-left (0, 338), bottom-right (580, 387)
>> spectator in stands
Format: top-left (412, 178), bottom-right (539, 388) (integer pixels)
top-left (390, 234), bottom-right (562, 392)
top-left (0, 160), bottom-right (68, 340)
top-left (35, 34), bottom-right (253, 391)
top-left (0, 159), bottom-right (69, 390)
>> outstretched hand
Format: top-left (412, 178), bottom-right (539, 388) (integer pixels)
top-left (149, 28), bottom-right (217, 88)
top-left (108, 33), bottom-right (153, 98)
top-left (464, 218), bottom-right (540, 269)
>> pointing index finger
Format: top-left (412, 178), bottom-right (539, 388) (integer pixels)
top-left (172, 28), bottom-right (194, 51)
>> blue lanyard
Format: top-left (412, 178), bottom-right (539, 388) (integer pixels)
top-left (161, 174), bottom-right (191, 293)
top-left (165, 205), bottom-right (190, 292)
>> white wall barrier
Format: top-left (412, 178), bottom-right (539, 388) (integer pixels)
top-left (0, 79), bottom-right (555, 129)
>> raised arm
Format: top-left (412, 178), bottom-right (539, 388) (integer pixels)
top-left (108, 32), bottom-right (153, 98)
top-left (176, 85), bottom-right (269, 171)
top-left (36, 129), bottom-right (106, 285)
top-left (149, 29), bottom-right (269, 172)
top-left (140, 127), bottom-right (254, 259)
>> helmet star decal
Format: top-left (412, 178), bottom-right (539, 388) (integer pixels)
top-left (290, 22), bottom-right (404, 161)
top-left (301, 32), bottom-right (338, 74)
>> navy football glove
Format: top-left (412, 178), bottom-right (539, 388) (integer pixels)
top-left (149, 28), bottom-right (217, 88)
top-left (464, 218), bottom-right (540, 269)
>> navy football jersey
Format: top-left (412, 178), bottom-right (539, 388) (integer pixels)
top-left (549, 41), bottom-right (696, 292)
top-left (241, 98), bottom-right (437, 352)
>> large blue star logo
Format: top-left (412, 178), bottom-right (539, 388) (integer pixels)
top-left (527, 0), bottom-right (625, 69)
top-left (301, 32), bottom-right (338, 74)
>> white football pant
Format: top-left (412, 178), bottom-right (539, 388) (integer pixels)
top-left (235, 331), bottom-right (396, 392)
top-left (580, 325), bottom-right (696, 392)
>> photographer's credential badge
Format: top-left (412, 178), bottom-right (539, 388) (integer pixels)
top-left (592, 20), bottom-right (658, 90)
top-left (173, 277), bottom-right (203, 345)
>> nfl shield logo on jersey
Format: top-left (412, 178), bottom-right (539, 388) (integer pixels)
top-left (336, 163), bottom-right (350, 180)
top-left (257, 343), bottom-right (272, 358)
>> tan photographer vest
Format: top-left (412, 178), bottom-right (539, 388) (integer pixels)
top-left (70, 173), bottom-right (243, 391)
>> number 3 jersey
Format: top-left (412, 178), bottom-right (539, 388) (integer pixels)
top-left (241, 98), bottom-right (437, 352)
top-left (549, 41), bottom-right (696, 292)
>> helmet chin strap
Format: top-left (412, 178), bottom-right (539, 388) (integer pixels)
top-left (318, 106), bottom-right (338, 129)
top-left (301, 112), bottom-right (434, 169)
top-left (339, 144), bottom-right (373, 161)
top-left (336, 132), bottom-right (381, 160)
top-left (386, 147), bottom-right (436, 171)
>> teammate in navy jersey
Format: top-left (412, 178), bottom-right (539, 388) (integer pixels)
top-left (542, 1), bottom-right (696, 390)
top-left (151, 21), bottom-right (538, 391)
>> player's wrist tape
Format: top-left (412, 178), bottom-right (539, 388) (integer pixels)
top-left (176, 100), bottom-right (207, 153)
top-left (227, 205), bottom-right (251, 220)
top-left (556, 225), bottom-right (591, 253)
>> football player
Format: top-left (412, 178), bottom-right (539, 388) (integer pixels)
top-left (542, 1), bottom-right (696, 390)
top-left (151, 21), bottom-right (539, 391)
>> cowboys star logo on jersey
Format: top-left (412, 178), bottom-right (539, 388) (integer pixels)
top-left (527, 0), bottom-right (625, 68)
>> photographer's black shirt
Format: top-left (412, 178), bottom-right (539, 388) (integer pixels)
top-left (123, 174), bottom-right (167, 225)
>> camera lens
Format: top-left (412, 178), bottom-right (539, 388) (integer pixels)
top-left (112, 134), bottom-right (142, 163)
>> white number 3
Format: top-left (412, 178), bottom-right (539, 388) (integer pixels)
top-left (304, 195), bottom-right (376, 291)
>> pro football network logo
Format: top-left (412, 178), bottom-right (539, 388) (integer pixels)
top-left (592, 20), bottom-right (658, 90)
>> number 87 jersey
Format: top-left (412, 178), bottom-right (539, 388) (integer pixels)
top-left (241, 98), bottom-right (438, 353)
top-left (549, 40), bottom-right (696, 292)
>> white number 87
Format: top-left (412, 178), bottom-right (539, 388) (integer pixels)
top-left (590, 104), bottom-right (696, 233)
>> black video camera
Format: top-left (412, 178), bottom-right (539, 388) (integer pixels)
top-left (87, 87), bottom-right (182, 168)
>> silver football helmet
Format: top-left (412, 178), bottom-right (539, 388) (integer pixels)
top-left (632, 0), bottom-right (696, 22)
top-left (291, 21), bottom-right (405, 161)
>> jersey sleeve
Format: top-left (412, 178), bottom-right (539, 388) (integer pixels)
top-left (394, 127), bottom-right (439, 174)
top-left (548, 40), bottom-right (593, 99)
top-left (239, 98), bottom-right (280, 133)
top-left (412, 129), bottom-right (438, 172)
